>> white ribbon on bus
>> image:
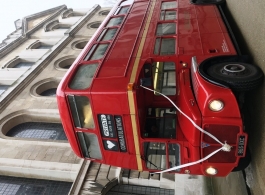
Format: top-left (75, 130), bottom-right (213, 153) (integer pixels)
top-left (140, 85), bottom-right (232, 174)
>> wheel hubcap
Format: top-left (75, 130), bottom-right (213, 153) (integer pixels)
top-left (222, 64), bottom-right (246, 76)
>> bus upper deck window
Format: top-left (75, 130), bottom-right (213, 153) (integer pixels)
top-left (84, 44), bottom-right (109, 61)
top-left (156, 23), bottom-right (176, 35)
top-left (69, 64), bottom-right (98, 89)
top-left (160, 10), bottom-right (177, 21)
top-left (115, 6), bottom-right (130, 15)
top-left (97, 28), bottom-right (118, 42)
top-left (120, 0), bottom-right (134, 6)
top-left (161, 1), bottom-right (177, 9)
top-left (154, 38), bottom-right (175, 55)
top-left (68, 95), bottom-right (95, 129)
top-left (106, 16), bottom-right (124, 27)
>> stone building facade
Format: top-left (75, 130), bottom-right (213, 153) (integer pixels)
top-left (0, 3), bottom-right (176, 195)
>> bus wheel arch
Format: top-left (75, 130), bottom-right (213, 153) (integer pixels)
top-left (232, 147), bottom-right (251, 172)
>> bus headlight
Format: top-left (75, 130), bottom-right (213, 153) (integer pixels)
top-left (209, 100), bottom-right (224, 111)
top-left (206, 167), bottom-right (218, 175)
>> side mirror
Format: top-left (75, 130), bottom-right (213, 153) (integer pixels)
top-left (140, 78), bottom-right (152, 86)
top-left (144, 63), bottom-right (152, 78)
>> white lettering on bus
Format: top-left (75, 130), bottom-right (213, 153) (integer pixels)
top-left (101, 115), bottom-right (109, 136)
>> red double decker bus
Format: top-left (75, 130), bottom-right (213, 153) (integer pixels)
top-left (57, 0), bottom-right (263, 176)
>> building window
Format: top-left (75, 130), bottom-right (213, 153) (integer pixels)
top-left (107, 184), bottom-right (174, 195)
top-left (74, 41), bottom-right (88, 50)
top-left (40, 88), bottom-right (57, 96)
top-left (88, 21), bottom-right (102, 29)
top-left (4, 57), bottom-right (34, 69)
top-left (58, 26), bottom-right (70, 29)
top-left (13, 62), bottom-right (34, 68)
top-left (0, 175), bottom-right (72, 195)
top-left (44, 20), bottom-right (70, 31)
top-left (27, 41), bottom-right (52, 49)
top-left (30, 78), bottom-right (59, 97)
top-left (55, 57), bottom-right (76, 70)
top-left (37, 45), bottom-right (52, 49)
top-left (99, 10), bottom-right (110, 16)
top-left (6, 122), bottom-right (67, 140)
top-left (0, 85), bottom-right (8, 95)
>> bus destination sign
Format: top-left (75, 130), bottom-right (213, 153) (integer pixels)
top-left (115, 116), bottom-right (127, 152)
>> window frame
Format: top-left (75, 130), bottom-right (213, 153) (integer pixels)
top-left (84, 43), bottom-right (110, 61)
top-left (143, 141), bottom-right (181, 171)
top-left (69, 63), bottom-right (99, 90)
top-left (156, 22), bottom-right (176, 36)
top-left (106, 16), bottom-right (125, 27)
top-left (67, 95), bottom-right (95, 129)
top-left (154, 37), bottom-right (176, 55)
top-left (77, 132), bottom-right (103, 160)
top-left (144, 107), bottom-right (177, 138)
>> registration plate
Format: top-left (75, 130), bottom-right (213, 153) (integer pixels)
top-left (237, 135), bottom-right (247, 156)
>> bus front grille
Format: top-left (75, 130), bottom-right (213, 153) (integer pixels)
top-left (202, 124), bottom-right (239, 163)
top-left (202, 124), bottom-right (239, 144)
top-left (203, 146), bottom-right (236, 163)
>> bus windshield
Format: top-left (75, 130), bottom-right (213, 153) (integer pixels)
top-left (143, 142), bottom-right (180, 171)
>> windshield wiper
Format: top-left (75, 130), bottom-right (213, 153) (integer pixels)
top-left (141, 155), bottom-right (164, 171)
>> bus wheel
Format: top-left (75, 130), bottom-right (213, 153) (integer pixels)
top-left (207, 62), bottom-right (264, 92)
top-left (190, 0), bottom-right (226, 5)
top-left (232, 147), bottom-right (251, 172)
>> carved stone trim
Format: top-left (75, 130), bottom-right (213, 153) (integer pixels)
top-left (43, 19), bottom-right (59, 32)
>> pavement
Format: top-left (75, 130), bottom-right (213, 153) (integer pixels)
top-left (212, 171), bottom-right (249, 195)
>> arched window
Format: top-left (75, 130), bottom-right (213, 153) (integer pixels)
top-left (88, 21), bottom-right (102, 29)
top-left (4, 57), bottom-right (34, 69)
top-left (30, 78), bottom-right (59, 97)
top-left (27, 40), bottom-right (53, 49)
top-left (6, 122), bottom-right (67, 140)
top-left (99, 10), bottom-right (110, 16)
top-left (40, 88), bottom-right (57, 96)
top-left (54, 56), bottom-right (76, 70)
top-left (0, 175), bottom-right (72, 195)
top-left (44, 20), bottom-right (70, 32)
top-left (61, 8), bottom-right (84, 18)
top-left (13, 62), bottom-right (34, 68)
top-left (73, 40), bottom-right (88, 50)
top-left (0, 85), bottom-right (8, 95)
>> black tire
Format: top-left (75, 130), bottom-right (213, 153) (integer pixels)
top-left (207, 62), bottom-right (264, 92)
top-left (190, 0), bottom-right (226, 5)
top-left (232, 147), bottom-right (251, 172)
